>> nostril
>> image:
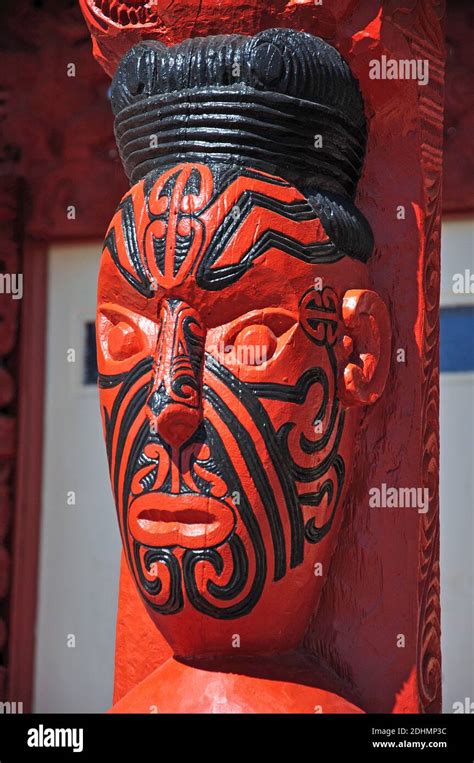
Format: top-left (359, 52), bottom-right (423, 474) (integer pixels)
top-left (147, 390), bottom-right (162, 416)
top-left (153, 404), bottom-right (201, 448)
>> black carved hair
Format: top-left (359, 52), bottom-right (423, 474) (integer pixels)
top-left (110, 29), bottom-right (373, 262)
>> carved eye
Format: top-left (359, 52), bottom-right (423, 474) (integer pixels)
top-left (232, 324), bottom-right (278, 366)
top-left (97, 303), bottom-right (158, 373)
top-left (107, 321), bottom-right (141, 360)
top-left (211, 309), bottom-right (297, 369)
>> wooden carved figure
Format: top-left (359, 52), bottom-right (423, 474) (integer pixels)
top-left (95, 30), bottom-right (391, 712)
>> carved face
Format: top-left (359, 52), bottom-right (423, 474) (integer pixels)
top-left (97, 162), bottom-right (389, 656)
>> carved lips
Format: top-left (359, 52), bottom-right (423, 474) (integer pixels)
top-left (128, 492), bottom-right (236, 549)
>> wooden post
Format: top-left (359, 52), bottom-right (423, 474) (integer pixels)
top-left (79, 0), bottom-right (445, 713)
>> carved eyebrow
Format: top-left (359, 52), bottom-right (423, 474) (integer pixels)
top-left (211, 308), bottom-right (298, 336)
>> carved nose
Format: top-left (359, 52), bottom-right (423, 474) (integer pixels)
top-left (150, 403), bottom-right (201, 449)
top-left (146, 298), bottom-right (205, 449)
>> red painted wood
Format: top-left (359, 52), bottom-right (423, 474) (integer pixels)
top-left (0, 0), bottom-right (456, 711)
top-left (81, 1), bottom-right (445, 713)
top-left (0, 3), bottom-right (123, 705)
top-left (111, 653), bottom-right (366, 714)
top-left (7, 241), bottom-right (48, 711)
top-left (113, 554), bottom-right (172, 705)
top-left (82, 0), bottom-right (443, 712)
top-left (443, 3), bottom-right (474, 216)
top-left (0, 4), bottom-right (126, 242)
top-left (97, 160), bottom-right (390, 713)
top-left (0, 176), bottom-right (23, 705)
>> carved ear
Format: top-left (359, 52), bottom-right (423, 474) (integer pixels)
top-left (338, 289), bottom-right (391, 407)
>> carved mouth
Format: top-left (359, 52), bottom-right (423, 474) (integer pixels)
top-left (87, 0), bottom-right (160, 27)
top-left (129, 493), bottom-right (235, 549)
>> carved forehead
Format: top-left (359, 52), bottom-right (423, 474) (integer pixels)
top-left (99, 164), bottom-right (321, 287)
top-left (98, 162), bottom-right (369, 323)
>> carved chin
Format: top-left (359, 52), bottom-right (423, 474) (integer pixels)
top-left (86, 0), bottom-right (160, 27)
